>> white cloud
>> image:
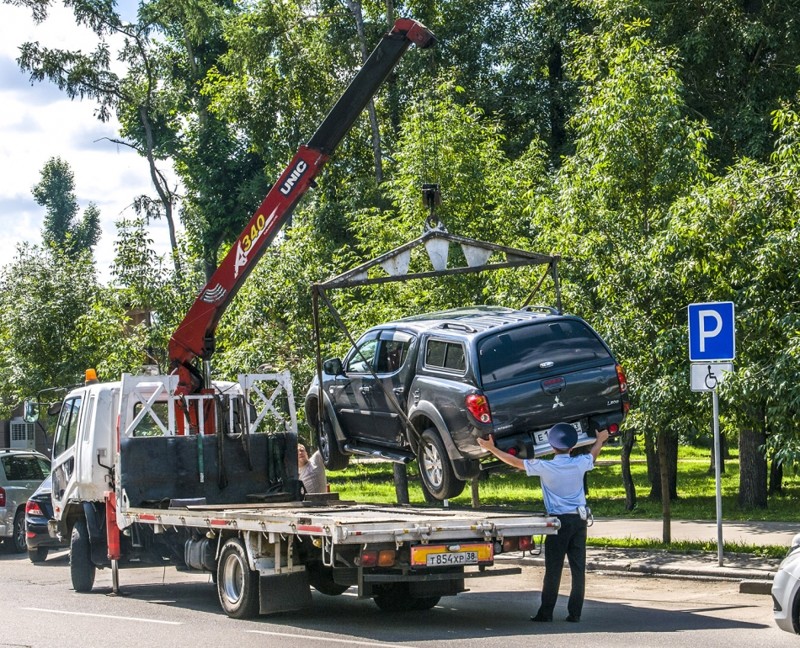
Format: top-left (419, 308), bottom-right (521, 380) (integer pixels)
top-left (0, 1), bottom-right (177, 282)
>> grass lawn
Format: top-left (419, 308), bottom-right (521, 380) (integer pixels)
top-left (329, 439), bottom-right (800, 524)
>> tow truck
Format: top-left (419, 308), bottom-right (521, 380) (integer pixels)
top-left (42, 18), bottom-right (561, 618)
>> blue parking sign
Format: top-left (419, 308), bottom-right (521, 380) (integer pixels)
top-left (688, 302), bottom-right (735, 361)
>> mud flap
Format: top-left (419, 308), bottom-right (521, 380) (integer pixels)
top-left (259, 571), bottom-right (312, 614)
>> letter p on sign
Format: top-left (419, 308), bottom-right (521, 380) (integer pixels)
top-left (688, 302), bottom-right (735, 362)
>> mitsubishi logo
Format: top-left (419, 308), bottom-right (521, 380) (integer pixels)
top-left (553, 396), bottom-right (564, 409)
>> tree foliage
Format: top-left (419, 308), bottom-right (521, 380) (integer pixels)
top-left (33, 157), bottom-right (101, 256)
top-left (4, 0), bottom-right (800, 512)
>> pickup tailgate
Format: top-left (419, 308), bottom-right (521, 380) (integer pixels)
top-left (475, 316), bottom-right (627, 454)
top-left (486, 364), bottom-right (624, 439)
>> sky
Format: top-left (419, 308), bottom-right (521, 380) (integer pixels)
top-left (0, 1), bottom-right (176, 283)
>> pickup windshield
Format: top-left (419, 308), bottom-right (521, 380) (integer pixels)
top-left (477, 319), bottom-right (612, 388)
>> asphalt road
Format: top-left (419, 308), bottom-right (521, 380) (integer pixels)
top-left (2, 547), bottom-right (796, 648)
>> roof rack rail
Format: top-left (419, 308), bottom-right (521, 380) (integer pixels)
top-left (520, 305), bottom-right (559, 315)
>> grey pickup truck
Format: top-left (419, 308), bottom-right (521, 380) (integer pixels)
top-left (305, 306), bottom-right (630, 501)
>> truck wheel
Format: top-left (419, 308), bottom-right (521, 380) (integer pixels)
top-left (410, 596), bottom-right (441, 610)
top-left (28, 547), bottom-right (49, 564)
top-left (12, 509), bottom-right (26, 553)
top-left (318, 415), bottom-right (350, 471)
top-left (217, 538), bottom-right (259, 619)
top-left (373, 583), bottom-right (414, 611)
top-left (70, 519), bottom-right (96, 593)
top-left (418, 428), bottom-right (466, 501)
top-left (307, 563), bottom-right (349, 596)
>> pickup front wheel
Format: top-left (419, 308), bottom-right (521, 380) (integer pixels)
top-left (317, 414), bottom-right (350, 471)
top-left (419, 428), bottom-right (466, 501)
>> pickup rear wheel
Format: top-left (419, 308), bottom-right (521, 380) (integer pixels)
top-left (317, 414), bottom-right (350, 471)
top-left (218, 538), bottom-right (259, 619)
top-left (70, 519), bottom-right (96, 593)
top-left (418, 428), bottom-right (466, 501)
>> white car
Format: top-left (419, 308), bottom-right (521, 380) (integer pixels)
top-left (772, 532), bottom-right (800, 633)
top-left (0, 449), bottom-right (51, 552)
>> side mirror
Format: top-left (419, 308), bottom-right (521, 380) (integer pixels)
top-left (323, 358), bottom-right (344, 376)
top-left (23, 400), bottom-right (39, 423)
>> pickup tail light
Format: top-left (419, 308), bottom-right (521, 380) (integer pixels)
top-left (466, 394), bottom-right (492, 424)
top-left (0, 487), bottom-right (5, 507)
top-left (615, 364), bottom-right (628, 395)
top-left (26, 500), bottom-right (45, 517)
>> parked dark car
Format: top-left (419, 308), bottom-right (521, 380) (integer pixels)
top-left (0, 448), bottom-right (51, 552)
top-left (305, 306), bottom-right (630, 501)
top-left (25, 474), bottom-right (66, 563)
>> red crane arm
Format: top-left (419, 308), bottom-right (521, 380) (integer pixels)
top-left (168, 18), bottom-right (436, 394)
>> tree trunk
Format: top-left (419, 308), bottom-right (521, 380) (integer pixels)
top-left (738, 427), bottom-right (768, 508)
top-left (348, 0), bottom-right (383, 183)
top-left (393, 463), bottom-right (409, 505)
top-left (621, 427), bottom-right (637, 511)
top-left (647, 429), bottom-right (677, 500)
top-left (769, 458), bottom-right (783, 496)
top-left (658, 428), bottom-right (671, 543)
top-left (708, 422), bottom-right (726, 475)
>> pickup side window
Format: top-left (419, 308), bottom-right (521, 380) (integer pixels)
top-left (375, 332), bottom-right (413, 374)
top-left (346, 338), bottom-right (379, 373)
top-left (424, 339), bottom-right (466, 373)
top-left (53, 397), bottom-right (82, 458)
top-left (478, 319), bottom-right (611, 387)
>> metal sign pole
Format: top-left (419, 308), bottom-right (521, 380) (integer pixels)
top-left (712, 387), bottom-right (723, 566)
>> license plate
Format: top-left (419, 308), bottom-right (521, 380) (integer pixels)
top-left (535, 421), bottom-right (582, 445)
top-left (410, 543), bottom-right (493, 567)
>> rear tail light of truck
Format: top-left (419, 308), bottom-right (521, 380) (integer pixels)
top-left (0, 487), bottom-right (5, 507)
top-left (498, 536), bottom-right (533, 553)
top-left (26, 500), bottom-right (45, 517)
top-left (356, 548), bottom-right (396, 568)
top-left (466, 394), bottom-right (492, 424)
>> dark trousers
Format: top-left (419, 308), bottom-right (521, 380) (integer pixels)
top-left (537, 513), bottom-right (587, 619)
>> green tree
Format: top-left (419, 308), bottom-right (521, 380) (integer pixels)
top-left (0, 244), bottom-right (101, 415)
top-left (532, 16), bottom-right (713, 520)
top-left (33, 157), bottom-right (100, 256)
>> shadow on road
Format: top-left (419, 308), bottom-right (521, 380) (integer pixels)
top-left (74, 578), bottom-right (770, 640)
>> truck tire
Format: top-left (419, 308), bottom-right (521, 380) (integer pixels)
top-left (70, 519), bottom-right (96, 593)
top-left (307, 562), bottom-right (349, 596)
top-left (12, 509), bottom-right (26, 553)
top-left (317, 415), bottom-right (350, 471)
top-left (410, 596), bottom-right (441, 610)
top-left (217, 538), bottom-right (259, 619)
top-left (373, 583), bottom-right (414, 611)
top-left (418, 428), bottom-right (466, 501)
top-left (28, 547), bottom-right (49, 564)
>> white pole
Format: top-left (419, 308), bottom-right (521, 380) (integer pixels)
top-left (713, 388), bottom-right (723, 566)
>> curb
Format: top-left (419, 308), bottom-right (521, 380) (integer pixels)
top-left (501, 550), bottom-right (778, 589)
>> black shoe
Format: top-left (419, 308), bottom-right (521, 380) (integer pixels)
top-left (530, 614), bottom-right (553, 622)
top-left (565, 615), bottom-right (581, 622)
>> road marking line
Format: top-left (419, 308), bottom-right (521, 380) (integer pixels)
top-left (21, 607), bottom-right (182, 625)
top-left (247, 630), bottom-right (418, 647)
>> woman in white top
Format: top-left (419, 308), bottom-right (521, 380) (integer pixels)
top-left (297, 443), bottom-right (328, 494)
